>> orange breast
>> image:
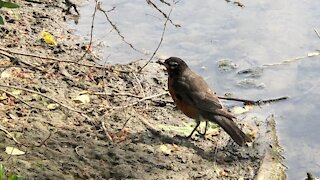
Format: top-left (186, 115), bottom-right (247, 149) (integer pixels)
top-left (168, 78), bottom-right (199, 119)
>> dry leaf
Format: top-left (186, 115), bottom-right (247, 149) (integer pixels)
top-left (215, 166), bottom-right (228, 176)
top-left (159, 144), bottom-right (171, 155)
top-left (5, 147), bottom-right (25, 155)
top-left (0, 93), bottom-right (7, 100)
top-left (109, 128), bottom-right (129, 142)
top-left (12, 90), bottom-right (22, 95)
top-left (47, 103), bottom-right (60, 110)
top-left (0, 68), bottom-right (20, 78)
top-left (73, 94), bottom-right (90, 104)
top-left (8, 113), bottom-right (18, 120)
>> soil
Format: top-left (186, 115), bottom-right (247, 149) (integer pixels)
top-left (0, 0), bottom-right (286, 179)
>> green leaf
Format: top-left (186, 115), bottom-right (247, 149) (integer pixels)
top-left (0, 164), bottom-right (5, 180)
top-left (0, 15), bottom-right (3, 25)
top-left (8, 175), bottom-right (23, 180)
top-left (158, 121), bottom-right (218, 136)
top-left (0, 1), bottom-right (19, 9)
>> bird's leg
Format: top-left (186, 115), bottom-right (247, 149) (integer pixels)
top-left (196, 121), bottom-right (208, 138)
top-left (187, 121), bottom-right (201, 139)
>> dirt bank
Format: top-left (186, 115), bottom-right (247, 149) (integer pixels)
top-left (0, 0), bottom-right (286, 179)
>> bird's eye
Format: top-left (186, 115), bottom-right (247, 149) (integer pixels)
top-left (170, 62), bottom-right (179, 69)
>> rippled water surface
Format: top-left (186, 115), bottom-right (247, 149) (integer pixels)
top-left (70, 0), bottom-right (320, 178)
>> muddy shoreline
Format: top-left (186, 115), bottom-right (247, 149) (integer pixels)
top-left (0, 0), bottom-right (285, 179)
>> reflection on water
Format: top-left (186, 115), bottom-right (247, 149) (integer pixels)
top-left (70, 0), bottom-right (320, 178)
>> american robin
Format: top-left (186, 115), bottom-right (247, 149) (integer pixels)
top-left (158, 57), bottom-right (252, 146)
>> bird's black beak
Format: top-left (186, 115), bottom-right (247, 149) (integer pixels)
top-left (156, 60), bottom-right (169, 69)
top-left (156, 60), bottom-right (165, 66)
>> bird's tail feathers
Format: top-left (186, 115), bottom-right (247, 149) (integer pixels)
top-left (212, 116), bottom-right (252, 146)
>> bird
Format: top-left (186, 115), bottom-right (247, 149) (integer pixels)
top-left (158, 57), bottom-right (252, 146)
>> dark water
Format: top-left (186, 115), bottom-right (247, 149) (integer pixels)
top-left (70, 0), bottom-right (320, 179)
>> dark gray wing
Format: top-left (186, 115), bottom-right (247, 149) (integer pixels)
top-left (173, 70), bottom-right (235, 119)
top-left (172, 70), bottom-right (224, 111)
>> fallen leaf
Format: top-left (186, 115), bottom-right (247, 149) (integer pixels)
top-left (159, 144), bottom-right (171, 155)
top-left (5, 147), bottom-right (25, 155)
top-left (79, 90), bottom-right (89, 95)
top-left (171, 144), bottom-right (182, 152)
top-left (0, 59), bottom-right (11, 66)
top-left (8, 113), bottom-right (18, 120)
top-left (32, 94), bottom-right (40, 100)
top-left (87, 71), bottom-right (95, 82)
top-left (0, 93), bottom-right (7, 100)
top-left (11, 90), bottom-right (22, 95)
top-left (47, 103), bottom-right (60, 110)
top-left (215, 166), bottom-right (228, 176)
top-left (41, 31), bottom-right (57, 46)
top-left (110, 128), bottom-right (129, 142)
top-left (0, 68), bottom-right (14, 78)
top-left (73, 94), bottom-right (90, 104)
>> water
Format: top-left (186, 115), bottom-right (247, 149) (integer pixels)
top-left (70, 0), bottom-right (320, 179)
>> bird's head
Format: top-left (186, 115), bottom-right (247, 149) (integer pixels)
top-left (157, 57), bottom-right (189, 76)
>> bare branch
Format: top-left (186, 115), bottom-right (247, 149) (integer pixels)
top-left (314, 29), bottom-right (320, 40)
top-left (0, 47), bottom-right (112, 70)
top-left (138, 8), bottom-right (173, 72)
top-left (218, 96), bottom-right (288, 105)
top-left (0, 84), bottom-right (83, 113)
top-left (97, 3), bottom-right (142, 53)
top-left (0, 88), bottom-right (47, 110)
top-left (146, 0), bottom-right (180, 27)
top-left (79, 0), bottom-right (100, 61)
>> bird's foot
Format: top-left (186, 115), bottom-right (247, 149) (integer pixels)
top-left (196, 130), bottom-right (207, 140)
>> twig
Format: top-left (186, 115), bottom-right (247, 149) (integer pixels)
top-left (111, 92), bottom-right (169, 109)
top-left (33, 131), bottom-right (52, 147)
top-left (135, 111), bottom-right (161, 135)
top-left (92, 91), bottom-right (142, 98)
top-left (101, 121), bottom-right (113, 141)
top-left (160, 0), bottom-right (171, 6)
top-left (0, 49), bottom-right (15, 60)
top-left (121, 116), bottom-right (131, 131)
top-left (132, 72), bottom-right (145, 97)
top-left (24, 0), bottom-right (43, 4)
top-left (0, 124), bottom-right (52, 147)
top-left (74, 145), bottom-right (90, 162)
top-left (138, 8), bottom-right (173, 72)
top-left (0, 84), bottom-right (83, 113)
top-left (218, 96), bottom-right (288, 105)
top-left (0, 124), bottom-right (22, 144)
top-left (224, 0), bottom-right (245, 8)
top-left (0, 89), bottom-right (48, 111)
top-left (75, 145), bottom-right (84, 157)
top-left (314, 29), bottom-right (320, 40)
top-left (0, 47), bottom-right (110, 69)
top-left (0, 49), bottom-right (45, 72)
top-left (132, 72), bottom-right (148, 108)
top-left (146, 0), bottom-right (180, 27)
top-left (97, 3), bottom-right (142, 53)
top-left (79, 0), bottom-right (99, 61)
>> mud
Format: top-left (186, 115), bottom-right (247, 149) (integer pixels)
top-left (0, 0), bottom-right (285, 179)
